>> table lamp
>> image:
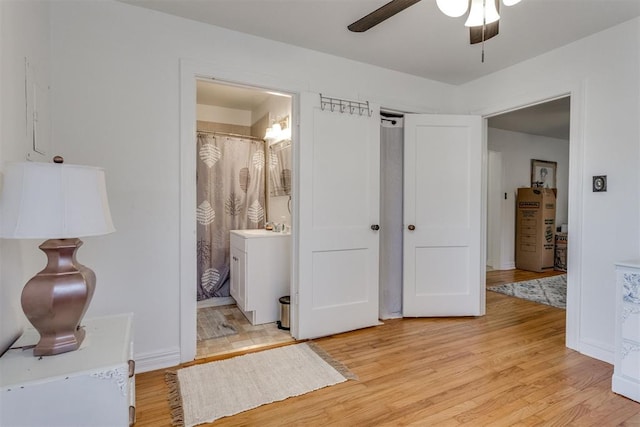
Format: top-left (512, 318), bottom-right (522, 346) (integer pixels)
top-left (0, 157), bottom-right (115, 356)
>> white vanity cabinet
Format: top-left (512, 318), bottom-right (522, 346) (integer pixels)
top-left (0, 313), bottom-right (135, 426)
top-left (230, 229), bottom-right (291, 325)
top-left (613, 260), bottom-right (640, 403)
top-left (230, 244), bottom-right (247, 310)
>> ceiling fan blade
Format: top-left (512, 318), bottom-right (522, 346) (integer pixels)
top-left (348, 0), bottom-right (421, 33)
top-left (469, 21), bottom-right (499, 44)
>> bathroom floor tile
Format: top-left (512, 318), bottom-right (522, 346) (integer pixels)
top-left (196, 304), bottom-right (294, 359)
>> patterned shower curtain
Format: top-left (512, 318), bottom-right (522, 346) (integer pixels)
top-left (196, 133), bottom-right (266, 300)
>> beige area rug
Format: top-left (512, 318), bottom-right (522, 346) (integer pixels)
top-left (166, 342), bottom-right (356, 427)
top-left (488, 274), bottom-right (566, 309)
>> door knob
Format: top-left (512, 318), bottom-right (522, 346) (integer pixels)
top-left (371, 224), bottom-right (380, 231)
top-left (408, 224), bottom-right (415, 231)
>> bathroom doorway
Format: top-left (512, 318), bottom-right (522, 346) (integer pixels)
top-left (195, 79), bottom-right (295, 358)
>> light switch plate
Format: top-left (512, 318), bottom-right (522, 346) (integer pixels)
top-left (593, 175), bottom-right (607, 192)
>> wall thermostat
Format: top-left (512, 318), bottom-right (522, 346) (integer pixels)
top-left (593, 175), bottom-right (607, 192)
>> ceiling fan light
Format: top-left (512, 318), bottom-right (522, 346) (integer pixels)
top-left (436, 0), bottom-right (469, 18)
top-left (465, 0), bottom-right (500, 27)
top-left (502, 0), bottom-right (521, 6)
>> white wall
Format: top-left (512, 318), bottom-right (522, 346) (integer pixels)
top-left (49, 0), bottom-right (455, 370)
top-left (46, 0), bottom-right (640, 369)
top-left (458, 18), bottom-right (640, 362)
top-left (254, 95), bottom-right (292, 224)
top-left (0, 1), bottom-right (51, 353)
top-left (252, 94), bottom-right (291, 127)
top-left (486, 150), bottom-right (504, 269)
top-left (488, 128), bottom-right (570, 269)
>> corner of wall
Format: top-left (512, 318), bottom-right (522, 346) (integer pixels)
top-left (135, 347), bottom-right (182, 373)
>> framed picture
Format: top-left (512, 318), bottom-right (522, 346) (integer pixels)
top-left (531, 159), bottom-right (557, 188)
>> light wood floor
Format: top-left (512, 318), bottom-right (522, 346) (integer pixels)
top-left (136, 272), bottom-right (639, 426)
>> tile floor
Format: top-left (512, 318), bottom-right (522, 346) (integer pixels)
top-left (196, 304), bottom-right (294, 359)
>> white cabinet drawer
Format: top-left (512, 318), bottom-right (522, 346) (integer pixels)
top-left (621, 304), bottom-right (640, 342)
top-left (620, 339), bottom-right (640, 379)
top-left (0, 314), bottom-right (134, 426)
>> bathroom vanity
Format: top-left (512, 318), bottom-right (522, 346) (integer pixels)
top-left (230, 229), bottom-right (291, 325)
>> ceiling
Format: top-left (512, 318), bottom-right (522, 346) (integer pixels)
top-left (121, 0), bottom-right (640, 85)
top-left (159, 1), bottom-right (615, 139)
top-left (197, 79), bottom-right (273, 110)
top-left (489, 97), bottom-right (571, 140)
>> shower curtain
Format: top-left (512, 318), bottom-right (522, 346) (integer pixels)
top-left (196, 133), bottom-right (266, 300)
top-left (379, 118), bottom-right (404, 318)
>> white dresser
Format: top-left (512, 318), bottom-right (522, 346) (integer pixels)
top-left (230, 229), bottom-right (291, 325)
top-left (0, 313), bottom-right (135, 426)
top-left (613, 260), bottom-right (640, 403)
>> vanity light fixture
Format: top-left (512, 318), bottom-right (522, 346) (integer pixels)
top-left (264, 116), bottom-right (291, 142)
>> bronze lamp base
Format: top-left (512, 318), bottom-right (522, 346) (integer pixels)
top-left (21, 238), bottom-right (96, 356)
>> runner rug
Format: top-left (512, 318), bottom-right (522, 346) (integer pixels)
top-left (166, 342), bottom-right (356, 427)
top-left (488, 274), bottom-right (567, 309)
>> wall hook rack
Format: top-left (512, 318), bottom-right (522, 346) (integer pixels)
top-left (320, 94), bottom-right (372, 117)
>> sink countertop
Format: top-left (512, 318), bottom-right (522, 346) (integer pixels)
top-left (230, 229), bottom-right (291, 238)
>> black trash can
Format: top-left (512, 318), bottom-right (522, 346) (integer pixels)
top-left (277, 296), bottom-right (290, 330)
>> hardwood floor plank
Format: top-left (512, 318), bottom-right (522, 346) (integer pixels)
top-left (135, 272), bottom-right (639, 426)
top-left (486, 268), bottom-right (565, 287)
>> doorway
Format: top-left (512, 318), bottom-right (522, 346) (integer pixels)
top-left (485, 96), bottom-right (571, 308)
top-left (378, 111), bottom-right (485, 320)
top-left (379, 111), bottom-right (404, 319)
top-left (194, 79), bottom-right (295, 358)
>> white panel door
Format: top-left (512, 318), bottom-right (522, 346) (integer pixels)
top-left (403, 114), bottom-right (484, 316)
top-left (296, 92), bottom-right (380, 339)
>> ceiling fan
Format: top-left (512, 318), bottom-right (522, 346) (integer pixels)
top-left (348, 0), bottom-right (521, 46)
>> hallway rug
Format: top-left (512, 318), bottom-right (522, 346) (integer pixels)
top-left (166, 342), bottom-right (356, 427)
top-left (488, 274), bottom-right (567, 309)
top-left (196, 306), bottom-right (237, 341)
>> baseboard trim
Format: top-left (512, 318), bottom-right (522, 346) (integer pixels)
top-left (135, 347), bottom-right (181, 373)
top-left (197, 296), bottom-right (235, 309)
top-left (612, 375), bottom-right (640, 402)
top-left (380, 311), bottom-right (402, 320)
top-left (499, 262), bottom-right (516, 270)
top-left (579, 339), bottom-right (614, 365)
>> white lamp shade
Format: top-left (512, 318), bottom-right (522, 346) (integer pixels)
top-left (465, 0), bottom-right (500, 27)
top-left (436, 0), bottom-right (469, 18)
top-left (0, 162), bottom-right (115, 239)
top-left (502, 0), bottom-right (521, 6)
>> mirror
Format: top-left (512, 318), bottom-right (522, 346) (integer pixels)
top-left (269, 139), bottom-right (292, 196)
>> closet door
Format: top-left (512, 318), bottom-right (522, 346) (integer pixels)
top-left (403, 114), bottom-right (485, 316)
top-left (295, 92), bottom-right (380, 339)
